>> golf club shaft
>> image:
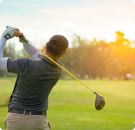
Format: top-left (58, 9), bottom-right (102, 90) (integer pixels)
top-left (19, 36), bottom-right (95, 93)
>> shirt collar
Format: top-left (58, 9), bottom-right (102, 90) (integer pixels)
top-left (38, 54), bottom-right (61, 66)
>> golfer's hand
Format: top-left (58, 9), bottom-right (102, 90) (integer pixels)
top-left (2, 26), bottom-right (17, 40)
top-left (13, 28), bottom-right (24, 42)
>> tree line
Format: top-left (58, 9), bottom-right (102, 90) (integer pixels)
top-left (59, 31), bottom-right (135, 80)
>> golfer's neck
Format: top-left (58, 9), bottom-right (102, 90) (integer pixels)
top-left (44, 52), bottom-right (57, 61)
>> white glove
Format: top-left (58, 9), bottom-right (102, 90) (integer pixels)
top-left (1, 26), bottom-right (17, 40)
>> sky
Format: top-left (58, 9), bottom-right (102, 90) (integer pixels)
top-left (0, 0), bottom-right (135, 50)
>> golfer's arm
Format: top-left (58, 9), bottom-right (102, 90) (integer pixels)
top-left (0, 37), bottom-right (8, 71)
top-left (22, 36), bottom-right (39, 59)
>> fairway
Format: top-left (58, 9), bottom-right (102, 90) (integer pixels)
top-left (0, 78), bottom-right (135, 130)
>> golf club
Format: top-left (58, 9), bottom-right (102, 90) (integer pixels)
top-left (19, 35), bottom-right (105, 110)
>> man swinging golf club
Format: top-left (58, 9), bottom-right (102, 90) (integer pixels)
top-left (0, 26), bottom-right (68, 130)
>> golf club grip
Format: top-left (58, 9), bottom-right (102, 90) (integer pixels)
top-left (19, 36), bottom-right (28, 43)
top-left (19, 36), bottom-right (95, 93)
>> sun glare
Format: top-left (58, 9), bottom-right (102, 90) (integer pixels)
top-left (123, 41), bottom-right (127, 45)
top-left (0, 0), bottom-right (2, 3)
top-left (131, 43), bottom-right (135, 48)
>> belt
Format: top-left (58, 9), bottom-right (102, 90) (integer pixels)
top-left (8, 108), bottom-right (46, 116)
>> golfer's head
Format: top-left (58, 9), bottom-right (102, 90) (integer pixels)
top-left (46, 35), bottom-right (68, 58)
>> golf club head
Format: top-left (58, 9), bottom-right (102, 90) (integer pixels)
top-left (94, 92), bottom-right (105, 110)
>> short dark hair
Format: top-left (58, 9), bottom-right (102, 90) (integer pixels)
top-left (46, 35), bottom-right (68, 57)
top-left (46, 40), bottom-right (62, 57)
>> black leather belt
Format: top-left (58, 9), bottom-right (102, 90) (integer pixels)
top-left (8, 108), bottom-right (46, 116)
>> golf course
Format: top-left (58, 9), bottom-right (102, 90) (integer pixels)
top-left (0, 78), bottom-right (135, 130)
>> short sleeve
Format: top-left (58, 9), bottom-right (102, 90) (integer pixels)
top-left (7, 57), bottom-right (30, 74)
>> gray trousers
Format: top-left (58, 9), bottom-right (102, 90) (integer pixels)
top-left (4, 112), bottom-right (50, 130)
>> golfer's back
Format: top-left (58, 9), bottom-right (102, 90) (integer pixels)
top-left (8, 54), bottom-right (61, 112)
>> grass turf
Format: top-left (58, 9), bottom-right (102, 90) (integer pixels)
top-left (0, 78), bottom-right (135, 130)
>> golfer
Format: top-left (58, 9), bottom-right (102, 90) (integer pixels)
top-left (0, 26), bottom-right (68, 130)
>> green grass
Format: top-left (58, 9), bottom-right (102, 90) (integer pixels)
top-left (0, 78), bottom-right (135, 130)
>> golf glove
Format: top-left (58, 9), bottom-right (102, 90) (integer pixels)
top-left (2, 26), bottom-right (17, 40)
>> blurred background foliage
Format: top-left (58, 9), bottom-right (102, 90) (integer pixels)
top-left (1, 31), bottom-right (135, 80)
